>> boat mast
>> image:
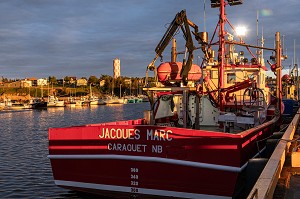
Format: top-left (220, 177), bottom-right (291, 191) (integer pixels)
top-left (260, 28), bottom-right (265, 65)
top-left (218, 0), bottom-right (226, 112)
top-left (275, 32), bottom-right (283, 114)
top-left (210, 0), bottom-right (243, 112)
top-left (294, 40), bottom-right (298, 100)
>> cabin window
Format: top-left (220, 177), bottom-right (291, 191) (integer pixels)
top-left (227, 73), bottom-right (236, 84)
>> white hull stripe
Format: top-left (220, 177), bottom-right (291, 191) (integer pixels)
top-left (48, 154), bottom-right (246, 172)
top-left (55, 180), bottom-right (231, 199)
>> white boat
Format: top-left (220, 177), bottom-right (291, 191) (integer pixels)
top-left (138, 94), bottom-right (149, 102)
top-left (103, 95), bottom-right (124, 104)
top-left (47, 96), bottom-right (65, 107)
top-left (2, 99), bottom-right (31, 110)
top-left (64, 97), bottom-right (76, 108)
top-left (0, 101), bottom-right (6, 109)
top-left (9, 103), bottom-right (32, 110)
top-left (97, 98), bottom-right (106, 105)
top-left (89, 95), bottom-right (101, 105)
top-left (75, 99), bottom-right (84, 106)
top-left (88, 84), bottom-right (105, 105)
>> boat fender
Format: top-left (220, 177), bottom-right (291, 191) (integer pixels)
top-left (271, 132), bottom-right (284, 139)
top-left (243, 158), bottom-right (268, 198)
top-left (264, 139), bottom-right (279, 158)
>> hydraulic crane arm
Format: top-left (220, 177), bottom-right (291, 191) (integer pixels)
top-left (155, 10), bottom-right (187, 58)
top-left (147, 10), bottom-right (202, 85)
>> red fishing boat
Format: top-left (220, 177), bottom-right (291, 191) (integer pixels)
top-left (49, 1), bottom-right (286, 198)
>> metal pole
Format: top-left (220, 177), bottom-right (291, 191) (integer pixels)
top-left (294, 40), bottom-right (298, 100)
top-left (275, 32), bottom-right (282, 114)
top-left (171, 38), bottom-right (177, 62)
top-left (183, 90), bottom-right (188, 128)
top-left (218, 0), bottom-right (226, 112)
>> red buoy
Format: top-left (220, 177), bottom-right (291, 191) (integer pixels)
top-left (157, 62), bottom-right (202, 84)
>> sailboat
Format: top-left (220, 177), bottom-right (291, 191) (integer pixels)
top-left (88, 84), bottom-right (101, 105)
top-left (103, 81), bottom-right (125, 104)
top-left (47, 95), bottom-right (65, 107)
top-left (48, 1), bottom-right (285, 198)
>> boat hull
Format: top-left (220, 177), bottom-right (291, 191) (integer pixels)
top-left (50, 158), bottom-right (236, 199)
top-left (48, 118), bottom-right (276, 198)
top-left (89, 100), bottom-right (98, 105)
top-left (32, 101), bottom-right (47, 109)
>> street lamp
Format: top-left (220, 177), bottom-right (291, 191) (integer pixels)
top-left (236, 26), bottom-right (246, 42)
top-left (236, 26), bottom-right (246, 36)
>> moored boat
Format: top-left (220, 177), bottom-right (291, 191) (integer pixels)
top-left (8, 103), bottom-right (32, 110)
top-left (103, 95), bottom-right (125, 104)
top-left (89, 95), bottom-right (99, 105)
top-left (75, 98), bottom-right (85, 106)
top-left (47, 95), bottom-right (65, 107)
top-left (48, 1), bottom-right (286, 198)
top-left (125, 96), bottom-right (137, 104)
top-left (2, 98), bottom-right (32, 110)
top-left (31, 99), bottom-right (47, 109)
top-left (64, 97), bottom-right (77, 108)
top-left (97, 98), bottom-right (106, 105)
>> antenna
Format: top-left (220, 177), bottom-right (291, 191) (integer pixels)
top-left (282, 35), bottom-right (285, 55)
top-left (204, 0), bottom-right (206, 32)
top-left (260, 27), bottom-right (265, 65)
top-left (256, 10), bottom-right (259, 47)
top-left (294, 40), bottom-right (297, 70)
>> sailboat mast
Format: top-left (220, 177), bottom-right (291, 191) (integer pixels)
top-left (112, 79), bottom-right (114, 96)
top-left (295, 40), bottom-right (298, 100)
top-left (218, 0), bottom-right (226, 111)
top-left (120, 83), bottom-right (122, 98)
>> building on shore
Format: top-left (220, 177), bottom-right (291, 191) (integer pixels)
top-left (0, 79), bottom-right (32, 88)
top-left (77, 78), bottom-right (88, 87)
top-left (113, 58), bottom-right (120, 79)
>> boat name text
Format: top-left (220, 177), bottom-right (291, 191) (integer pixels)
top-left (99, 128), bottom-right (173, 141)
top-left (99, 128), bottom-right (173, 154)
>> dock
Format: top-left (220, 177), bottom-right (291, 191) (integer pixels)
top-left (247, 108), bottom-right (300, 199)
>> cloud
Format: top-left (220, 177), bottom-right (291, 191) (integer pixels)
top-left (0, 0), bottom-right (298, 79)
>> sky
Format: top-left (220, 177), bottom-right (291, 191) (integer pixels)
top-left (0, 0), bottom-right (299, 79)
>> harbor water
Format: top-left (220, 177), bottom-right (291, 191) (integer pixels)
top-left (0, 103), bottom-right (149, 198)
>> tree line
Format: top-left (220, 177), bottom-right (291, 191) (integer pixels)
top-left (48, 74), bottom-right (154, 97)
top-left (1, 74), bottom-right (156, 97)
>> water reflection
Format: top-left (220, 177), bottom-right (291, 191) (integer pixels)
top-left (46, 107), bottom-right (66, 113)
top-left (0, 103), bottom-right (149, 198)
